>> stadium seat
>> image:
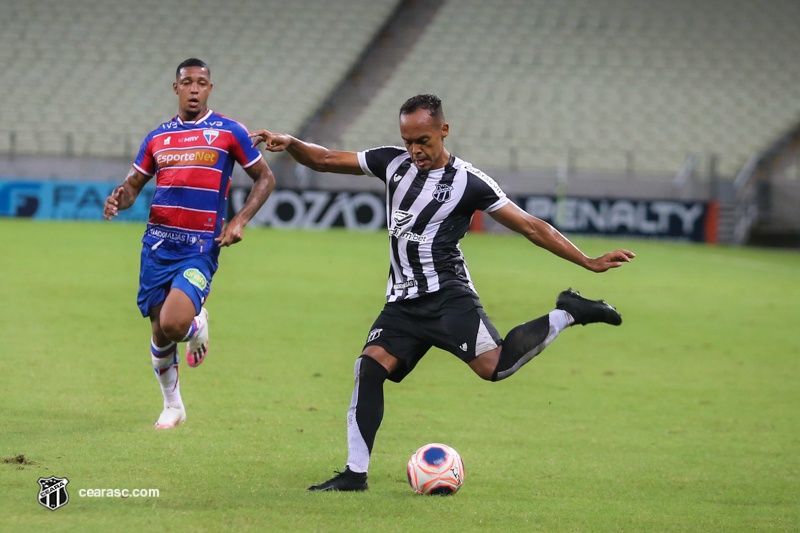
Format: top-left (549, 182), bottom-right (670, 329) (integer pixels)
top-left (339, 0), bottom-right (800, 178)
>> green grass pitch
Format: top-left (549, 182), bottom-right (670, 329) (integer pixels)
top-left (1, 219), bottom-right (799, 532)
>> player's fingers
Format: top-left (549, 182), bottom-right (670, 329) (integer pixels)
top-left (249, 130), bottom-right (271, 146)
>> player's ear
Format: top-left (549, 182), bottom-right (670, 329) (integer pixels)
top-left (173, 82), bottom-right (179, 95)
top-left (441, 122), bottom-right (449, 139)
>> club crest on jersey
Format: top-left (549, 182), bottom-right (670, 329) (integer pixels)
top-left (203, 129), bottom-right (219, 145)
top-left (38, 476), bottom-right (70, 511)
top-left (432, 183), bottom-right (453, 203)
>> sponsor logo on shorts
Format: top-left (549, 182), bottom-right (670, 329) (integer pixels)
top-left (156, 149), bottom-right (219, 168)
top-left (367, 328), bottom-right (382, 343)
top-left (146, 227), bottom-right (200, 244)
top-left (459, 343), bottom-right (468, 352)
top-left (183, 268), bottom-right (208, 290)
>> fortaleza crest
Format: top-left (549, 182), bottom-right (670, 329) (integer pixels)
top-left (38, 476), bottom-right (69, 511)
top-left (203, 129), bottom-right (219, 145)
top-left (432, 183), bottom-right (453, 203)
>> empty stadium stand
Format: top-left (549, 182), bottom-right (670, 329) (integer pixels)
top-left (0, 0), bottom-right (400, 158)
top-left (336, 0), bottom-right (800, 179)
top-left (2, 0), bottom-right (798, 179)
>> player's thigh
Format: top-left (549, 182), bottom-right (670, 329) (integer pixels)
top-left (437, 293), bottom-right (502, 362)
top-left (363, 306), bottom-right (430, 383)
top-left (159, 288), bottom-right (197, 336)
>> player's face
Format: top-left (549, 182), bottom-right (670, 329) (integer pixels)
top-left (173, 66), bottom-right (213, 121)
top-left (399, 109), bottom-right (450, 172)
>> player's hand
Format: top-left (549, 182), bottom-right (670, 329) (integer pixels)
top-left (103, 186), bottom-right (125, 220)
top-left (587, 249), bottom-right (636, 272)
top-left (216, 219), bottom-right (245, 247)
top-left (249, 129), bottom-right (292, 152)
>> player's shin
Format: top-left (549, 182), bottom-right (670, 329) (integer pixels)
top-left (151, 339), bottom-right (183, 409)
top-left (491, 310), bottom-right (570, 381)
top-left (346, 355), bottom-right (388, 473)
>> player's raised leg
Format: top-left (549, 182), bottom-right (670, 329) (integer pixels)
top-left (470, 288), bottom-right (622, 381)
top-left (158, 284), bottom-right (210, 367)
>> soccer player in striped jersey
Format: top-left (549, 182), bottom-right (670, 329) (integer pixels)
top-left (104, 58), bottom-right (276, 429)
top-left (251, 94), bottom-right (635, 491)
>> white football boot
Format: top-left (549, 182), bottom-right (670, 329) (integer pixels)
top-left (186, 307), bottom-right (209, 367)
top-left (154, 405), bottom-right (186, 429)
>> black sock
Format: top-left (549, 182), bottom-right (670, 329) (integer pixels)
top-left (492, 315), bottom-right (551, 381)
top-left (351, 355), bottom-right (389, 460)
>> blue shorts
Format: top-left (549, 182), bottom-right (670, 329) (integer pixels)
top-left (137, 244), bottom-right (217, 317)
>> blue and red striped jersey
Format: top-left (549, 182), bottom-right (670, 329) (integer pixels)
top-left (133, 109), bottom-right (262, 256)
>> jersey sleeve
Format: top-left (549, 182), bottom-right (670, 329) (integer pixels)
top-left (357, 146), bottom-right (406, 181)
top-left (227, 121), bottom-right (264, 169)
top-left (133, 133), bottom-right (156, 176)
top-left (465, 164), bottom-right (510, 212)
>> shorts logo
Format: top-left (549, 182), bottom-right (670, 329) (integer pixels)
top-left (432, 183), bottom-right (453, 203)
top-left (367, 328), bottom-right (382, 343)
top-left (183, 268), bottom-right (208, 290)
top-left (459, 343), bottom-right (468, 352)
top-left (38, 476), bottom-right (70, 511)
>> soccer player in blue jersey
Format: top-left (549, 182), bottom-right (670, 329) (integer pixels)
top-left (104, 58), bottom-right (276, 429)
top-left (251, 94), bottom-right (635, 491)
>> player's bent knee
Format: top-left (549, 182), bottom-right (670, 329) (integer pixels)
top-left (469, 350), bottom-right (499, 381)
top-left (159, 317), bottom-right (192, 342)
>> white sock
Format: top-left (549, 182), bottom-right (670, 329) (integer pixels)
top-left (550, 308), bottom-right (573, 329)
top-left (151, 339), bottom-right (183, 410)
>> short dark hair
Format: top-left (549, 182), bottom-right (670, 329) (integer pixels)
top-left (176, 58), bottom-right (210, 79)
top-left (399, 94), bottom-right (444, 123)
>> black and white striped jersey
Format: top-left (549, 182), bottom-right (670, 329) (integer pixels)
top-left (357, 146), bottom-right (510, 302)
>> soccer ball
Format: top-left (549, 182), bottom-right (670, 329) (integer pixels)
top-left (406, 443), bottom-right (465, 495)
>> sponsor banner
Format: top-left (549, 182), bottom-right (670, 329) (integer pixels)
top-left (229, 187), bottom-right (385, 230)
top-left (518, 195), bottom-right (711, 241)
top-left (0, 180), bottom-right (153, 221)
top-left (1, 180), bottom-right (713, 242)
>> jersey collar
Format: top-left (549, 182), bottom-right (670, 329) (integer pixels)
top-left (176, 109), bottom-right (213, 125)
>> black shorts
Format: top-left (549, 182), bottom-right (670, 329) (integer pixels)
top-left (363, 286), bottom-right (502, 382)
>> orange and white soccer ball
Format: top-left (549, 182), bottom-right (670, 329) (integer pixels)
top-left (407, 443), bottom-right (465, 495)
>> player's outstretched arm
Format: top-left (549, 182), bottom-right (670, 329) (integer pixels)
top-left (488, 202), bottom-right (635, 272)
top-left (103, 167), bottom-right (150, 220)
top-left (249, 129), bottom-right (364, 175)
top-left (216, 158), bottom-right (276, 247)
